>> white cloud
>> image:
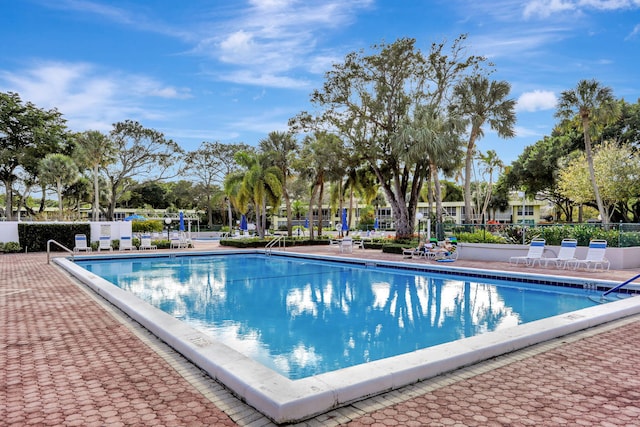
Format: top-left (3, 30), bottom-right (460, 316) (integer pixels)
top-left (216, 70), bottom-right (310, 89)
top-left (516, 90), bottom-right (557, 112)
top-left (514, 125), bottom-right (546, 138)
top-left (192, 1), bottom-right (373, 87)
top-left (523, 0), bottom-right (640, 18)
top-left (626, 23), bottom-right (640, 39)
top-left (523, 0), bottom-right (576, 18)
top-left (0, 61), bottom-right (190, 131)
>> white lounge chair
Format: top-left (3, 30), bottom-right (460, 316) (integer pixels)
top-left (139, 234), bottom-right (157, 250)
top-left (509, 238), bottom-right (545, 266)
top-left (402, 242), bottom-right (435, 260)
top-left (73, 234), bottom-right (92, 252)
top-left (434, 237), bottom-right (458, 262)
top-left (329, 239), bottom-right (341, 249)
top-left (566, 239), bottom-right (610, 271)
top-left (402, 247), bottom-right (418, 258)
top-left (340, 236), bottom-right (353, 253)
top-left (353, 237), bottom-right (365, 250)
top-left (170, 232), bottom-right (189, 249)
top-left (542, 239), bottom-right (577, 268)
top-left (119, 235), bottom-right (137, 251)
top-left (98, 235), bottom-right (112, 252)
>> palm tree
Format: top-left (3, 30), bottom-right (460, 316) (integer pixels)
top-left (295, 132), bottom-right (346, 239)
top-left (556, 79), bottom-right (620, 224)
top-left (74, 130), bottom-right (115, 221)
top-left (398, 105), bottom-right (465, 226)
top-left (477, 149), bottom-right (503, 221)
top-left (451, 75), bottom-right (516, 223)
top-left (259, 131), bottom-right (298, 236)
top-left (225, 151), bottom-right (282, 238)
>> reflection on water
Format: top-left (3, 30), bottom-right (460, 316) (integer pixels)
top-left (77, 255), bottom-right (596, 379)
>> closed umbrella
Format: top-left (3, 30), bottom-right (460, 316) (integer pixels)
top-left (374, 217), bottom-right (379, 230)
top-left (341, 208), bottom-right (348, 234)
top-left (179, 211), bottom-right (185, 232)
top-left (240, 214), bottom-right (248, 231)
top-left (304, 217), bottom-right (309, 228)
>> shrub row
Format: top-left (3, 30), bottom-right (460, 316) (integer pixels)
top-left (18, 223), bottom-right (91, 252)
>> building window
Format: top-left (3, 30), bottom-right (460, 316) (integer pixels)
top-left (517, 205), bottom-right (534, 216)
top-left (443, 206), bottom-right (456, 217)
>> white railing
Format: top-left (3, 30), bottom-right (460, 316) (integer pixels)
top-left (47, 240), bottom-right (74, 264)
top-left (265, 235), bottom-right (286, 255)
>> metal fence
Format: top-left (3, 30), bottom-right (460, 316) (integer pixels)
top-left (432, 222), bottom-right (640, 248)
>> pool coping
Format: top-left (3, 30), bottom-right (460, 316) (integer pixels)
top-left (55, 250), bottom-right (640, 424)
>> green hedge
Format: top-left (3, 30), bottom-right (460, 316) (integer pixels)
top-left (0, 242), bottom-right (22, 253)
top-left (132, 220), bottom-right (163, 233)
top-left (18, 223), bottom-right (91, 252)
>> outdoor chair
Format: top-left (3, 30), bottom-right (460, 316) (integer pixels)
top-left (542, 238), bottom-right (577, 268)
top-left (139, 234), bottom-right (157, 250)
top-left (73, 234), bottom-right (92, 252)
top-left (340, 236), bottom-right (353, 253)
top-left (433, 237), bottom-right (458, 262)
top-left (509, 238), bottom-right (545, 266)
top-left (98, 235), bottom-right (112, 252)
top-left (566, 239), bottom-right (610, 271)
top-left (119, 235), bottom-right (137, 251)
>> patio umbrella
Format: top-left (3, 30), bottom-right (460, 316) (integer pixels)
top-left (374, 217), bottom-right (379, 230)
top-left (240, 214), bottom-right (248, 231)
top-left (341, 208), bottom-right (348, 232)
top-left (124, 214), bottom-right (146, 221)
top-left (179, 211), bottom-right (185, 232)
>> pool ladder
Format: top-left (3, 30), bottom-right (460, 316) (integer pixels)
top-left (265, 235), bottom-right (286, 256)
top-left (47, 239), bottom-right (74, 264)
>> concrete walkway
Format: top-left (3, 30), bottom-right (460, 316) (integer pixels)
top-left (2, 246), bottom-right (640, 426)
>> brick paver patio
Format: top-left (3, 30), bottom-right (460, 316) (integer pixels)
top-left (2, 247), bottom-right (639, 426)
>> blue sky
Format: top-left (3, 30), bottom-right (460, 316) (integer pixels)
top-left (1, 0), bottom-right (639, 165)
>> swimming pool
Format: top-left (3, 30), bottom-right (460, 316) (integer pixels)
top-left (57, 251), bottom-right (640, 423)
top-left (75, 254), bottom-right (599, 380)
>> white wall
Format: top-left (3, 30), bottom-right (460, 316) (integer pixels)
top-left (0, 222), bottom-right (20, 242)
top-left (89, 222), bottom-right (132, 242)
top-left (460, 243), bottom-right (640, 270)
top-left (0, 221), bottom-right (132, 244)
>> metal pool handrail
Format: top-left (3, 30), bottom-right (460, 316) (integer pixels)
top-left (265, 235), bottom-right (286, 255)
top-left (602, 272), bottom-right (640, 297)
top-left (47, 239), bottom-right (74, 264)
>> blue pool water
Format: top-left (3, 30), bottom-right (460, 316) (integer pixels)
top-left (75, 254), bottom-right (600, 379)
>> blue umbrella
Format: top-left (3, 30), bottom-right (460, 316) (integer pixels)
top-left (341, 208), bottom-right (348, 232)
top-left (304, 217), bottom-right (309, 228)
top-left (124, 214), bottom-right (146, 221)
top-left (179, 211), bottom-right (185, 231)
top-left (240, 214), bottom-right (248, 231)
top-left (374, 217), bottom-right (379, 230)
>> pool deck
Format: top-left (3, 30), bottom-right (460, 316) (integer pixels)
top-left (3, 242), bottom-right (640, 426)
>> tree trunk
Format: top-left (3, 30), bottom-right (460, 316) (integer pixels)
top-left (227, 198), bottom-right (233, 234)
top-left (464, 130), bottom-right (479, 224)
top-left (308, 184), bottom-right (319, 240)
top-left (206, 193), bottom-right (213, 228)
top-left (432, 166), bottom-right (443, 226)
top-left (3, 179), bottom-right (13, 221)
top-left (582, 117), bottom-right (608, 223)
top-left (284, 189), bottom-right (292, 237)
top-left (317, 179), bottom-right (325, 237)
top-left (92, 164), bottom-right (100, 221)
top-left (261, 198), bottom-right (267, 238)
top-left (56, 181), bottom-right (63, 213)
top-left (347, 186), bottom-right (355, 237)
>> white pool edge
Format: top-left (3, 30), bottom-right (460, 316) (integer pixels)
top-left (55, 254), bottom-right (640, 424)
